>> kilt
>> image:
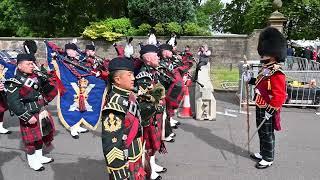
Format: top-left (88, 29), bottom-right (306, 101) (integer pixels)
top-left (0, 95), bottom-right (8, 113)
top-left (143, 113), bottom-right (163, 156)
top-left (165, 80), bottom-right (185, 111)
top-left (129, 158), bottom-right (146, 180)
top-left (20, 111), bottom-right (55, 154)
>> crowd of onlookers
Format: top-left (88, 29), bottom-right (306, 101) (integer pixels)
top-left (287, 44), bottom-right (320, 61)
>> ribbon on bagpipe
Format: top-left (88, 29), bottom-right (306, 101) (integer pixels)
top-left (45, 41), bottom-right (69, 95)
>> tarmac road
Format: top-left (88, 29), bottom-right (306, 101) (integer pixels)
top-left (0, 92), bottom-right (319, 180)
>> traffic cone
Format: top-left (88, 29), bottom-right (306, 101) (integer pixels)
top-left (178, 77), bottom-right (193, 118)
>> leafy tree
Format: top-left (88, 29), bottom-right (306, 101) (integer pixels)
top-left (128, 0), bottom-right (196, 25)
top-left (154, 23), bottom-right (166, 35)
top-left (166, 22), bottom-right (183, 34)
top-left (220, 0), bottom-right (250, 34)
top-left (243, 0), bottom-right (273, 34)
top-left (282, 0), bottom-right (320, 40)
top-left (195, 0), bottom-right (223, 31)
top-left (0, 0), bottom-right (129, 37)
top-left (0, 0), bottom-right (31, 36)
top-left (221, 0), bottom-right (320, 39)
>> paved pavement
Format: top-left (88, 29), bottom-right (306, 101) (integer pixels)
top-left (0, 92), bottom-right (320, 180)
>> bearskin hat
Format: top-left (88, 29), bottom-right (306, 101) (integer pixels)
top-left (257, 27), bottom-right (287, 62)
top-left (23, 40), bottom-right (37, 55)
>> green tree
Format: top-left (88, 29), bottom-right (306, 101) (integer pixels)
top-left (0, 0), bottom-right (31, 36)
top-left (243, 0), bottom-right (273, 34)
top-left (282, 0), bottom-right (320, 40)
top-left (128, 0), bottom-right (196, 25)
top-left (166, 22), bottom-right (183, 34)
top-left (221, 0), bottom-right (320, 39)
top-left (0, 0), bottom-right (129, 37)
top-left (220, 0), bottom-right (250, 34)
top-left (195, 0), bottom-right (223, 30)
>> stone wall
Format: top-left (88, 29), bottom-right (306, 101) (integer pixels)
top-left (246, 29), bottom-right (263, 61)
top-left (0, 34), bottom-right (261, 65)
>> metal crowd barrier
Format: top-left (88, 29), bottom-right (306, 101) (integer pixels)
top-left (239, 63), bottom-right (320, 112)
top-left (283, 56), bottom-right (320, 71)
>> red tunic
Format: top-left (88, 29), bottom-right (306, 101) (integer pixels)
top-left (255, 65), bottom-right (287, 131)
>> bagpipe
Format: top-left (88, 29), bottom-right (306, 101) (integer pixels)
top-left (76, 48), bottom-right (109, 69)
top-left (158, 61), bottom-right (204, 88)
top-left (137, 83), bottom-right (166, 127)
top-left (45, 41), bottom-right (100, 76)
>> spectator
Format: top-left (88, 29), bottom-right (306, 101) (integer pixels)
top-left (303, 46), bottom-right (312, 61)
top-left (194, 44), bottom-right (211, 81)
top-left (312, 48), bottom-right (318, 61)
top-left (286, 44), bottom-right (294, 70)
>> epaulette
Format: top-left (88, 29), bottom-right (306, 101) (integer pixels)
top-left (136, 71), bottom-right (152, 80)
top-left (5, 78), bottom-right (21, 93)
top-left (103, 93), bottom-right (127, 113)
top-left (269, 64), bottom-right (285, 76)
top-left (5, 78), bottom-right (22, 85)
top-left (104, 102), bottom-right (125, 113)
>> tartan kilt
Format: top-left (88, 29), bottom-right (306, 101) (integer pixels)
top-left (128, 157), bottom-right (146, 180)
top-left (20, 111), bottom-right (55, 149)
top-left (143, 113), bottom-right (163, 156)
top-left (0, 95), bottom-right (8, 112)
top-left (165, 79), bottom-right (185, 110)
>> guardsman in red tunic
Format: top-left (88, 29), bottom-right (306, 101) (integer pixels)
top-left (5, 53), bottom-right (57, 171)
top-left (245, 27), bottom-right (287, 169)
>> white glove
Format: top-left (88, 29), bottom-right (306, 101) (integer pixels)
top-left (243, 72), bottom-right (252, 82)
top-left (265, 112), bottom-right (272, 120)
top-left (0, 82), bottom-right (4, 91)
top-left (242, 64), bottom-right (250, 69)
top-left (94, 71), bottom-right (101, 77)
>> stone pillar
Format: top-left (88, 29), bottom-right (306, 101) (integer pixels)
top-left (268, 1), bottom-right (286, 33)
top-left (194, 62), bottom-right (216, 121)
top-left (268, 10), bottom-right (287, 33)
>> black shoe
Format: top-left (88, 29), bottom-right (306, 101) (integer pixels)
top-left (250, 154), bottom-right (262, 161)
top-left (35, 166), bottom-right (45, 172)
top-left (78, 129), bottom-right (89, 134)
top-left (171, 125), bottom-right (178, 129)
top-left (176, 122), bottom-right (181, 126)
top-left (152, 175), bottom-right (162, 180)
top-left (42, 158), bottom-right (54, 164)
top-left (170, 133), bottom-right (176, 138)
top-left (0, 130), bottom-right (12, 134)
top-left (255, 161), bottom-right (273, 169)
top-left (72, 135), bottom-right (79, 139)
top-left (165, 138), bottom-right (175, 143)
top-left (156, 167), bottom-right (167, 173)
